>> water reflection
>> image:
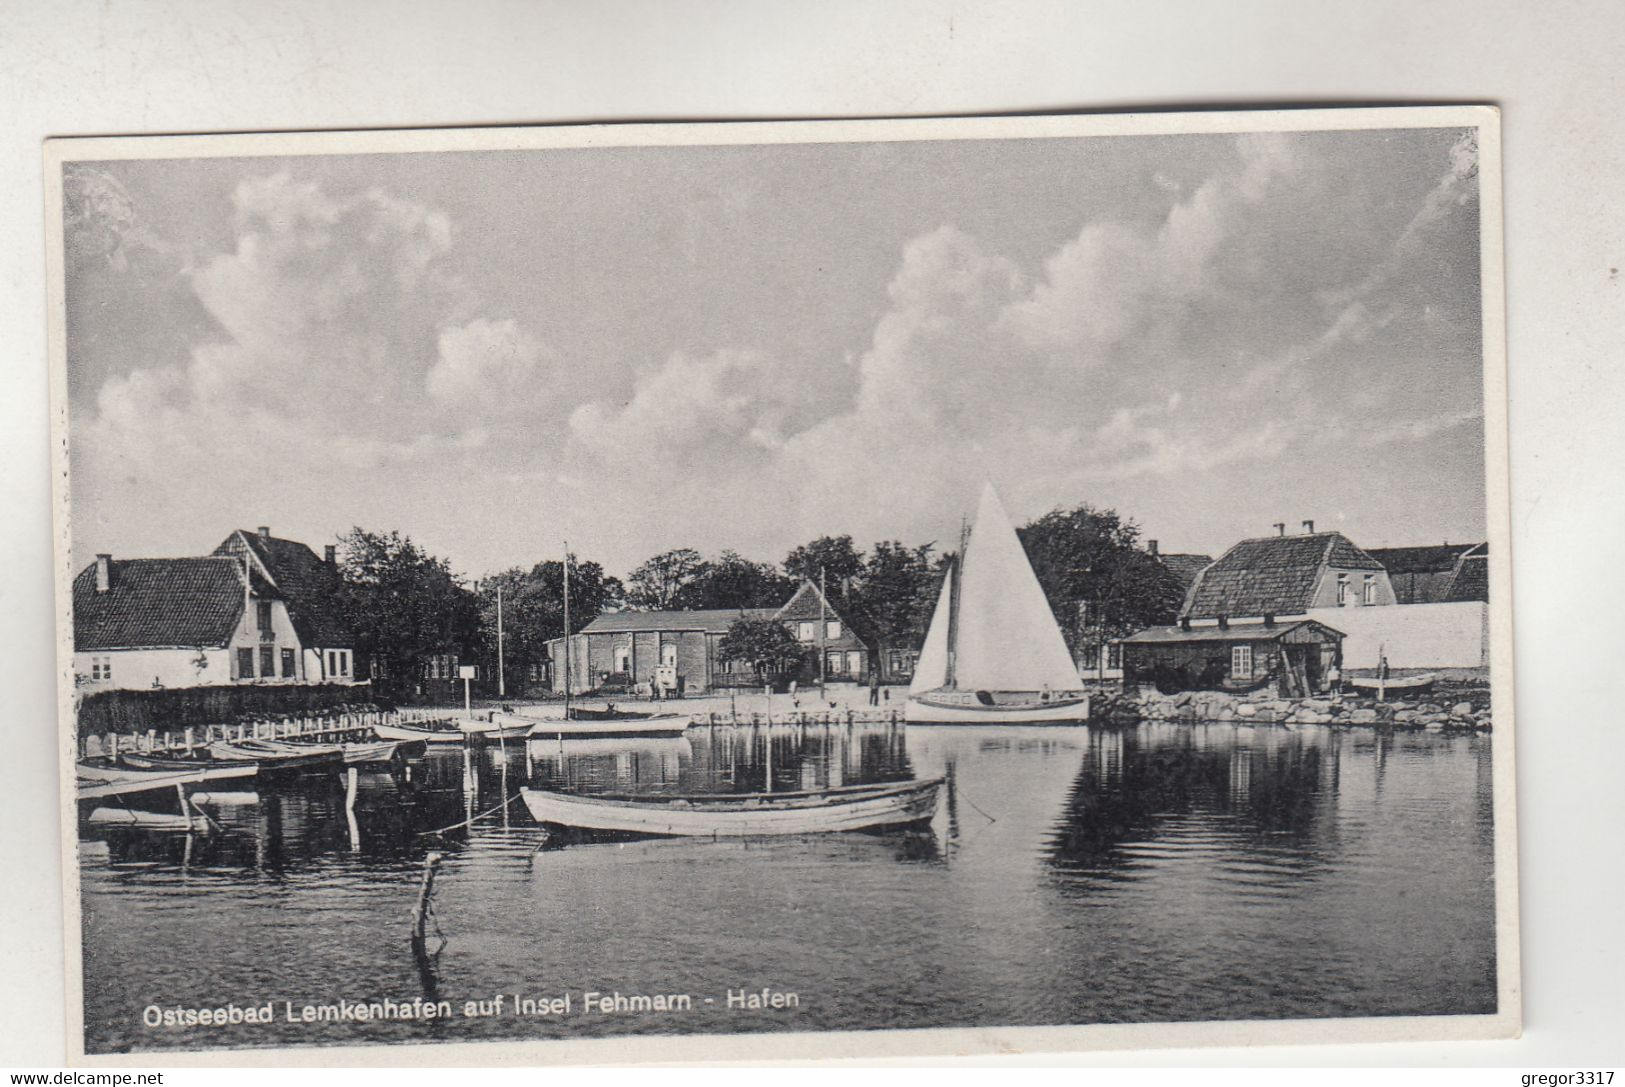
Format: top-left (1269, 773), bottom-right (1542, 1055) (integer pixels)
top-left (78, 721), bottom-right (1497, 1054)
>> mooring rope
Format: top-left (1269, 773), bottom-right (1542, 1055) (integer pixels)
top-left (415, 791), bottom-right (523, 838)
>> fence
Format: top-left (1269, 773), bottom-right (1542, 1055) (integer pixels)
top-left (75, 682), bottom-right (375, 741)
top-left (78, 707), bottom-right (458, 760)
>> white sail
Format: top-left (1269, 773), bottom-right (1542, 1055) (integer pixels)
top-left (950, 483), bottom-right (1082, 693)
top-left (908, 570), bottom-right (953, 696)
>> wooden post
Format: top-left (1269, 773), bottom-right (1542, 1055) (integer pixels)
top-left (145, 728), bottom-right (156, 753)
top-left (109, 733), bottom-right (119, 758)
top-left (411, 851), bottom-right (444, 943)
top-left (177, 784), bottom-right (192, 833)
top-left (183, 727), bottom-right (194, 755)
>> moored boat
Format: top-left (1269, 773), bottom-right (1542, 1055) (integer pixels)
top-left (206, 738), bottom-right (345, 770)
top-left (1345, 673), bottom-right (1437, 696)
top-left (371, 721), bottom-right (467, 744)
top-left (456, 716), bottom-right (537, 741)
top-left (76, 759), bottom-right (258, 801)
top-left (519, 776), bottom-right (942, 837)
top-left (905, 483), bottom-right (1089, 725)
top-left (505, 709), bottom-right (691, 739)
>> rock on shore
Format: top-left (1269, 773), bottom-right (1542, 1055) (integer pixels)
top-left (1126, 687), bottom-right (1492, 731)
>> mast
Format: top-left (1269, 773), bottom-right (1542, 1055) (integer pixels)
top-left (944, 514), bottom-right (969, 689)
top-left (562, 543), bottom-right (572, 718)
top-left (496, 583), bottom-right (505, 698)
top-left (818, 566), bottom-right (827, 696)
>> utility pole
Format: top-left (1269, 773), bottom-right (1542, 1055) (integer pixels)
top-left (818, 565), bottom-right (827, 696)
top-left (496, 582), bottom-right (506, 698)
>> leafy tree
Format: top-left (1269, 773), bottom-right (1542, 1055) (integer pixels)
top-left (718, 616), bottom-right (806, 676)
top-left (1017, 506), bottom-right (1185, 649)
top-left (782, 535), bottom-right (865, 602)
top-left (673, 551), bottom-right (796, 610)
top-left (335, 527), bottom-right (481, 689)
top-left (626, 548), bottom-right (706, 610)
top-left (475, 556), bottom-right (622, 692)
top-left (845, 541), bottom-right (938, 651)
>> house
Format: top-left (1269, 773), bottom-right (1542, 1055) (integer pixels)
top-left (213, 527), bottom-right (358, 682)
top-left (1122, 617), bottom-right (1346, 696)
top-left (1181, 523), bottom-right (1396, 621)
top-left (1075, 540), bottom-right (1214, 683)
top-left (546, 578), bottom-right (872, 696)
top-left (73, 553), bottom-right (304, 690)
top-left (1367, 542), bottom-right (1488, 604)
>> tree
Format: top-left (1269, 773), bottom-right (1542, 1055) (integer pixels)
top-left (1017, 506), bottom-right (1186, 649)
top-left (718, 616), bottom-right (805, 677)
top-left (626, 548), bottom-right (706, 610)
top-left (844, 541), bottom-right (938, 653)
top-left (475, 556), bottom-right (623, 693)
top-left (335, 527), bottom-right (481, 690)
top-left (673, 551), bottom-right (796, 610)
top-left (782, 535), bottom-right (865, 601)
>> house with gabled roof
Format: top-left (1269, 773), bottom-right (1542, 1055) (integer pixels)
top-left (546, 578), bottom-right (872, 696)
top-left (213, 526), bottom-right (358, 683)
top-left (72, 552), bottom-right (304, 691)
top-left (1181, 525), bottom-right (1396, 621)
top-left (1367, 542), bottom-right (1488, 604)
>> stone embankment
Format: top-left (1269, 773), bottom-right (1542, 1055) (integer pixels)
top-left (1106, 687), bottom-right (1492, 731)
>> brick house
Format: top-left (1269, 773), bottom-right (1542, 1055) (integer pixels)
top-left (546, 578), bottom-right (872, 696)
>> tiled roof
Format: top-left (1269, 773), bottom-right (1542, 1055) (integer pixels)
top-left (1367, 544), bottom-right (1478, 575)
top-left (1124, 620), bottom-right (1333, 645)
top-left (1158, 553), bottom-right (1212, 589)
top-left (1446, 554), bottom-right (1489, 602)
top-left (73, 557), bottom-right (245, 651)
top-left (216, 531), bottom-right (354, 647)
top-left (580, 608), bottom-right (778, 635)
top-left (1183, 532), bottom-right (1382, 619)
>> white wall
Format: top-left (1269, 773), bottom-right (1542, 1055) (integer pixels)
top-left (1307, 602), bottom-right (1489, 670)
top-left (73, 647), bottom-right (233, 690)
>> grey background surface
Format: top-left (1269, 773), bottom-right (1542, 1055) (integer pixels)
top-left (3, 0), bottom-right (1621, 1067)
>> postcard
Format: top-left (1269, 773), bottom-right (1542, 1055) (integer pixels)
top-left (46, 107), bottom-right (1517, 1065)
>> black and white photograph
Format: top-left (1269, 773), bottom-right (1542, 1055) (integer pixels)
top-left (46, 110), bottom-right (1516, 1063)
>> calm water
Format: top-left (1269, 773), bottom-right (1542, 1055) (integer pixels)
top-left (79, 722), bottom-right (1497, 1053)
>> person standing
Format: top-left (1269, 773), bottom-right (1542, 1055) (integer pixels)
top-left (869, 668), bottom-right (880, 706)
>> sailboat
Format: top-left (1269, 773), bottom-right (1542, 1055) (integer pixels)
top-left (905, 483), bottom-right (1090, 724)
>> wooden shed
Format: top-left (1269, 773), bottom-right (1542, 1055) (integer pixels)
top-left (1122, 618), bottom-right (1345, 697)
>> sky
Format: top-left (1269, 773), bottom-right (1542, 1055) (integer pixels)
top-left (61, 125), bottom-right (1487, 582)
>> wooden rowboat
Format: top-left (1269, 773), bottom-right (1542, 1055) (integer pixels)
top-left (76, 759), bottom-right (258, 801)
top-left (519, 777), bottom-right (943, 837)
top-left (206, 738), bottom-right (345, 770)
top-left (502, 710), bottom-right (691, 738)
top-left (371, 722), bottom-right (467, 745)
top-left (1346, 673), bottom-right (1437, 695)
top-left (457, 716), bottom-right (537, 741)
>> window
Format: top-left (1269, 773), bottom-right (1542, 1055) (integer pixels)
top-left (1363, 575), bottom-right (1377, 605)
top-left (825, 619), bottom-right (842, 640)
top-left (825, 649), bottom-right (844, 676)
top-left (256, 600), bottom-right (273, 632)
top-left (328, 650), bottom-right (339, 677)
top-left (1080, 644), bottom-right (1100, 670)
top-left (661, 642), bottom-right (677, 667)
top-left (339, 650), bottom-right (350, 677)
top-left (237, 647), bottom-right (256, 679)
top-left (1232, 645), bottom-right (1253, 676)
top-left (1336, 574), bottom-right (1350, 605)
top-left (259, 645), bottom-right (275, 677)
top-left (613, 646), bottom-right (630, 673)
top-left (797, 621), bottom-right (815, 642)
top-left (1106, 643), bottom-right (1122, 669)
top-left (846, 650), bottom-right (863, 676)
top-left (280, 648), bottom-right (296, 678)
top-left (91, 656), bottom-right (112, 681)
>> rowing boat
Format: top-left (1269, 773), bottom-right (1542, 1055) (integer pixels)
top-left (76, 759), bottom-right (258, 801)
top-left (371, 722), bottom-right (467, 744)
top-left (1346, 673), bottom-right (1437, 695)
top-left (519, 776), bottom-right (943, 837)
top-left (457, 716), bottom-right (537, 740)
top-left (206, 738), bottom-right (345, 770)
top-left (501, 710), bottom-right (691, 738)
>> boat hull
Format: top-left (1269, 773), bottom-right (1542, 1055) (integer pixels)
top-left (520, 778), bottom-right (941, 837)
top-left (371, 722), bottom-right (466, 744)
top-left (904, 694), bottom-right (1089, 724)
top-left (501, 711), bottom-right (691, 738)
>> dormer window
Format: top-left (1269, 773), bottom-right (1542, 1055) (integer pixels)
top-left (256, 600), bottom-right (273, 632)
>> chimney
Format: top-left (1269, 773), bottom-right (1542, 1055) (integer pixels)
top-left (1273, 522), bottom-right (1286, 536)
top-left (95, 554), bottom-right (112, 593)
top-left (1146, 539), bottom-right (1159, 556)
top-left (1217, 614), bottom-right (1229, 630)
top-left (1302, 520), bottom-right (1315, 534)
top-left (324, 544), bottom-right (336, 565)
top-left (257, 526), bottom-right (271, 541)
top-left (1179, 616), bottom-right (1191, 632)
top-left (1263, 612), bottom-right (1276, 627)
